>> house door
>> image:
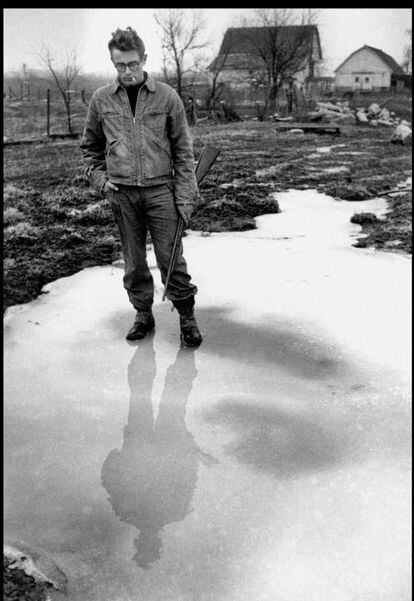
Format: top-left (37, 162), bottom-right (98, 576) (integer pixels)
top-left (352, 76), bottom-right (362, 90)
top-left (352, 75), bottom-right (373, 91)
top-left (362, 76), bottom-right (372, 91)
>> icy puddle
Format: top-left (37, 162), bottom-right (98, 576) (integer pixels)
top-left (4, 190), bottom-right (411, 601)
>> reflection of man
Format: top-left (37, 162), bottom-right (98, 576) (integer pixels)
top-left (101, 338), bottom-right (215, 569)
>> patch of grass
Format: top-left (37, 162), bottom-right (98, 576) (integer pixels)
top-left (352, 192), bottom-right (412, 253)
top-left (4, 222), bottom-right (42, 243)
top-left (3, 183), bottom-right (38, 207)
top-left (3, 207), bottom-right (27, 226)
top-left (190, 186), bottom-right (280, 232)
top-left (3, 558), bottom-right (49, 601)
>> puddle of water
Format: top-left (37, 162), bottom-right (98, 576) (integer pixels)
top-left (336, 151), bottom-right (370, 155)
top-left (4, 188), bottom-right (411, 601)
top-left (220, 181), bottom-right (273, 189)
top-left (255, 165), bottom-right (279, 177)
top-left (323, 165), bottom-right (352, 173)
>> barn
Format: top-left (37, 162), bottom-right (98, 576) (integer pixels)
top-left (208, 25), bottom-right (323, 87)
top-left (334, 45), bottom-right (406, 92)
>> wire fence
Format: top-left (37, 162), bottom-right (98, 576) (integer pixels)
top-left (3, 88), bottom-right (92, 141)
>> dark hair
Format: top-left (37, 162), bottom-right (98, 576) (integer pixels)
top-left (108, 27), bottom-right (145, 56)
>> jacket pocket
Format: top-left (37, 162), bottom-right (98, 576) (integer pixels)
top-left (101, 107), bottom-right (124, 135)
top-left (144, 111), bottom-right (168, 133)
top-left (102, 106), bottom-right (123, 119)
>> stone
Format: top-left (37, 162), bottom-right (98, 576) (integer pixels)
top-left (368, 103), bottom-right (381, 115)
top-left (356, 110), bottom-right (369, 123)
top-left (391, 123), bottom-right (412, 145)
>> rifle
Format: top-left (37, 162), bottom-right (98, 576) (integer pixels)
top-left (162, 145), bottom-right (220, 301)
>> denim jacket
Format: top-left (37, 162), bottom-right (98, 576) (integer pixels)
top-left (80, 74), bottom-right (197, 211)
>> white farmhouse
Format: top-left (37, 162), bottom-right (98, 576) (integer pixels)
top-left (335, 45), bottom-right (406, 92)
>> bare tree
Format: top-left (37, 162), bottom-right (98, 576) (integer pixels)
top-left (201, 44), bottom-right (233, 118)
top-left (240, 9), bottom-right (320, 114)
top-left (37, 45), bottom-right (80, 134)
top-left (154, 9), bottom-right (207, 99)
top-left (7, 64), bottom-right (31, 100)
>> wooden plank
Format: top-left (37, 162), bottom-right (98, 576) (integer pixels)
top-left (275, 122), bottom-right (341, 134)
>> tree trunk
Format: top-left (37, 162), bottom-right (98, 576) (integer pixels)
top-left (46, 89), bottom-right (51, 137)
top-left (176, 63), bottom-right (182, 98)
top-left (65, 90), bottom-right (73, 134)
top-left (267, 84), bottom-right (279, 115)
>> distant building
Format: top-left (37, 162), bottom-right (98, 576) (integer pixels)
top-left (208, 25), bottom-right (324, 87)
top-left (335, 45), bottom-right (407, 92)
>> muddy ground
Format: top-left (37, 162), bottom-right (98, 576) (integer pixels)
top-left (3, 120), bottom-right (412, 313)
top-left (3, 555), bottom-right (51, 601)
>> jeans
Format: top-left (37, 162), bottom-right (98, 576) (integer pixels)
top-left (110, 183), bottom-right (197, 311)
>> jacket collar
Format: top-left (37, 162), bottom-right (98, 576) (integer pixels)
top-left (111, 72), bottom-right (155, 94)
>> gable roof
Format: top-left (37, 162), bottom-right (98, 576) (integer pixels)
top-left (209, 25), bottom-right (321, 71)
top-left (335, 45), bottom-right (405, 74)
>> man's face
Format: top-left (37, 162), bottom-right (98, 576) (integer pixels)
top-left (111, 48), bottom-right (146, 87)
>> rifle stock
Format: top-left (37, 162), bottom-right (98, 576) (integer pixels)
top-left (195, 145), bottom-right (220, 185)
top-left (162, 145), bottom-right (220, 301)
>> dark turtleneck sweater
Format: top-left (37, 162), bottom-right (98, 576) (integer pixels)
top-left (126, 74), bottom-right (147, 116)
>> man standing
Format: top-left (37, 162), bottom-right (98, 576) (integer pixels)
top-left (80, 27), bottom-right (202, 346)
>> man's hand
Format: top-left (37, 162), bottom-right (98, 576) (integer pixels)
top-left (175, 188), bottom-right (199, 226)
top-left (103, 181), bottom-right (119, 193)
top-left (176, 204), bottom-right (193, 227)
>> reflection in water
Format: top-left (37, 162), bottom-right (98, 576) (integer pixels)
top-left (101, 338), bottom-right (215, 569)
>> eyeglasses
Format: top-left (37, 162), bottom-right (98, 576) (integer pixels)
top-left (114, 61), bottom-right (141, 72)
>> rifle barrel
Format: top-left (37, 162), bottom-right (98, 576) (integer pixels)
top-left (162, 145), bottom-right (220, 302)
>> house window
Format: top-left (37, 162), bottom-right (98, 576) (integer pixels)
top-left (355, 77), bottom-right (359, 82)
top-left (365, 77), bottom-right (369, 82)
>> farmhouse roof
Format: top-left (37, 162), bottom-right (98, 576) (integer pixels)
top-left (335, 45), bottom-right (405, 74)
top-left (208, 25), bottom-right (321, 71)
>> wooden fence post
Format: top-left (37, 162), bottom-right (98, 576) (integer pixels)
top-left (46, 89), bottom-right (50, 137)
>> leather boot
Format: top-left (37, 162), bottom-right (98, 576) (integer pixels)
top-left (173, 297), bottom-right (203, 347)
top-left (126, 309), bottom-right (155, 341)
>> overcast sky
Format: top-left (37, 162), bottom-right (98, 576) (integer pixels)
top-left (3, 8), bottom-right (412, 77)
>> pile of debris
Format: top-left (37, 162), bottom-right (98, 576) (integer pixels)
top-left (308, 100), bottom-right (355, 123)
top-left (308, 99), bottom-right (412, 144)
top-left (309, 99), bottom-right (407, 126)
top-left (354, 102), bottom-right (405, 127)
